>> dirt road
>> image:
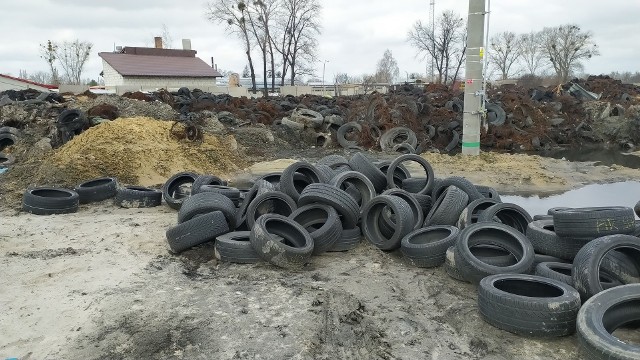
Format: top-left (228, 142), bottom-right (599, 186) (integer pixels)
top-left (2, 152), bottom-right (639, 359)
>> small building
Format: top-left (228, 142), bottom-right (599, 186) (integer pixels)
top-left (0, 74), bottom-right (55, 92)
top-left (98, 38), bottom-right (222, 94)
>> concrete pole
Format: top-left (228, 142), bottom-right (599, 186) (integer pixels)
top-left (462, 0), bottom-right (486, 155)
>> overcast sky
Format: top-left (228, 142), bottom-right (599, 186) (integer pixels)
top-left (1, 0), bottom-right (638, 83)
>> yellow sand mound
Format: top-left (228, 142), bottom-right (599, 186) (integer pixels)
top-left (41, 117), bottom-right (245, 186)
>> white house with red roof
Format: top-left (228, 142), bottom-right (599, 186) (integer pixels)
top-left (0, 74), bottom-right (56, 92)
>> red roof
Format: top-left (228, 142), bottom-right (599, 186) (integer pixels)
top-left (99, 48), bottom-right (222, 78)
top-left (0, 74), bottom-right (57, 89)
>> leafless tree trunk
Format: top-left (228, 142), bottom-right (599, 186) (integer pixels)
top-left (407, 10), bottom-right (465, 85)
top-left (40, 40), bottom-right (60, 85)
top-left (540, 24), bottom-right (599, 82)
top-left (518, 31), bottom-right (547, 76)
top-left (206, 1), bottom-right (257, 92)
top-left (55, 40), bottom-right (93, 84)
top-left (161, 23), bottom-right (174, 49)
top-left (450, 34), bottom-right (466, 86)
top-left (490, 31), bottom-right (521, 80)
top-left (271, 0), bottom-right (321, 86)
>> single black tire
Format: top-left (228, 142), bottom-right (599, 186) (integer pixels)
top-left (576, 284), bottom-right (640, 359)
top-left (316, 154), bottom-right (350, 170)
top-left (379, 127), bottom-right (418, 151)
top-left (329, 227), bottom-right (361, 252)
top-left (0, 133), bottom-right (18, 151)
top-left (250, 214), bottom-right (314, 269)
top-left (362, 195), bottom-right (415, 251)
top-left (478, 274), bottom-right (581, 337)
top-left (329, 170), bottom-right (376, 210)
top-left (401, 177), bottom-right (427, 193)
top-left (74, 177), bottom-right (118, 204)
top-left (289, 204), bottom-right (342, 255)
top-left (401, 225), bottom-right (459, 268)
top-left (57, 109), bottom-right (86, 130)
top-left (191, 175), bottom-right (226, 195)
top-left (235, 180), bottom-right (274, 230)
top-left (444, 130), bottom-right (460, 152)
top-left (381, 188), bottom-right (424, 230)
top-left (478, 203), bottom-right (533, 234)
top-left (197, 185), bottom-right (241, 201)
top-left (572, 234), bottom-right (640, 300)
top-left (114, 186), bottom-right (162, 208)
top-left (177, 192), bottom-right (237, 228)
top-left (348, 152), bottom-right (387, 193)
top-left (166, 211), bottom-right (229, 253)
top-left (298, 183), bottom-right (360, 229)
top-left (535, 262), bottom-right (574, 286)
top-left (280, 161), bottom-right (326, 202)
top-left (215, 231), bottom-right (260, 264)
top-left (455, 222), bottom-right (536, 284)
top-left (485, 103), bottom-right (506, 126)
top-left (256, 172), bottom-right (282, 189)
top-left (315, 165), bottom-right (336, 183)
top-left (377, 160), bottom-right (411, 188)
top-left (0, 152), bottom-right (15, 167)
top-left (424, 186), bottom-right (469, 227)
top-left (0, 126), bottom-right (20, 136)
top-left (22, 188), bottom-right (79, 215)
top-left (245, 190), bottom-right (297, 229)
top-left (337, 122), bottom-right (362, 149)
top-left (457, 198), bottom-right (501, 230)
top-left (433, 176), bottom-right (483, 202)
top-left (526, 219), bottom-right (589, 260)
top-left (553, 207), bottom-right (636, 239)
top-left (162, 172), bottom-right (198, 210)
top-left (385, 154), bottom-right (435, 194)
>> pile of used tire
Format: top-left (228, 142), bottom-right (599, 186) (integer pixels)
top-left (20, 150), bottom-right (640, 358)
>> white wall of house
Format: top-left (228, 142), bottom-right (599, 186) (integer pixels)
top-left (101, 61), bottom-right (125, 87)
top-left (0, 77), bottom-right (50, 92)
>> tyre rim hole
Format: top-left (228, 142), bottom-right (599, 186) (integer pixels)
top-left (493, 279), bottom-right (564, 298)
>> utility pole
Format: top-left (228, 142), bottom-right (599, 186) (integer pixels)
top-left (322, 60), bottom-right (329, 96)
top-left (429, 0), bottom-right (435, 82)
top-left (461, 0), bottom-right (486, 156)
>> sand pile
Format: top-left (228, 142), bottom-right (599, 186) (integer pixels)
top-left (35, 117), bottom-right (246, 186)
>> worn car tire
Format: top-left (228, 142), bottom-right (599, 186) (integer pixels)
top-left (250, 214), bottom-right (314, 269)
top-left (576, 284), bottom-right (640, 359)
top-left (337, 122), bottom-right (362, 149)
top-left (177, 192), bottom-right (236, 228)
top-left (280, 161), bottom-right (326, 202)
top-left (114, 186), bottom-right (162, 208)
top-left (298, 183), bottom-right (360, 229)
top-left (424, 186), bottom-right (469, 226)
top-left (348, 152), bottom-right (387, 193)
top-left (455, 222), bottom-right (535, 284)
top-left (553, 207), bottom-right (636, 239)
top-left (457, 198), bottom-right (501, 230)
top-left (22, 188), bottom-right (79, 215)
top-left (381, 188), bottom-right (424, 230)
top-left (329, 170), bottom-right (376, 210)
top-left (433, 176), bottom-right (483, 202)
top-left (289, 204), bottom-right (342, 255)
top-left (478, 203), bottom-right (533, 234)
top-left (476, 185), bottom-right (502, 202)
top-left (215, 231), bottom-right (260, 264)
top-left (329, 227), bottom-right (361, 252)
top-left (401, 225), bottom-right (459, 268)
top-left (526, 219), bottom-right (589, 260)
top-left (191, 175), bottom-right (226, 195)
top-left (362, 195), bottom-right (415, 251)
top-left (245, 190), bottom-right (297, 229)
top-left (478, 274), bottom-right (581, 337)
top-left (74, 177), bottom-right (118, 204)
top-left (572, 234), bottom-right (640, 300)
top-left (166, 211), bottom-right (229, 253)
top-left (385, 154), bottom-right (434, 194)
top-left (162, 171), bottom-right (198, 210)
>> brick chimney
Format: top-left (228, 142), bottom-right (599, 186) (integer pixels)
top-left (154, 37), bottom-right (163, 49)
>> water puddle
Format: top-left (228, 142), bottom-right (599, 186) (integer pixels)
top-left (534, 149), bottom-right (640, 169)
top-left (501, 181), bottom-right (640, 218)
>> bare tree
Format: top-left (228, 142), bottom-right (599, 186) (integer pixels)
top-left (40, 40), bottom-right (59, 85)
top-left (161, 23), bottom-right (174, 49)
top-left (18, 70), bottom-right (28, 79)
top-left (407, 10), bottom-right (466, 84)
top-left (28, 71), bottom-right (52, 84)
top-left (490, 31), bottom-right (521, 80)
top-left (271, 0), bottom-right (321, 86)
top-left (375, 49), bottom-right (400, 83)
top-left (206, 1), bottom-right (258, 92)
top-left (540, 24), bottom-right (599, 82)
top-left (55, 40), bottom-right (93, 84)
top-left (518, 31), bottom-right (547, 76)
top-left (246, 0), bottom-right (278, 96)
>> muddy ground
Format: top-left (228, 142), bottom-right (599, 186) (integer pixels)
top-left (2, 152), bottom-right (640, 360)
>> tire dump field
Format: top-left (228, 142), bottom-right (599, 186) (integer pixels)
top-left (2, 77), bottom-right (640, 359)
